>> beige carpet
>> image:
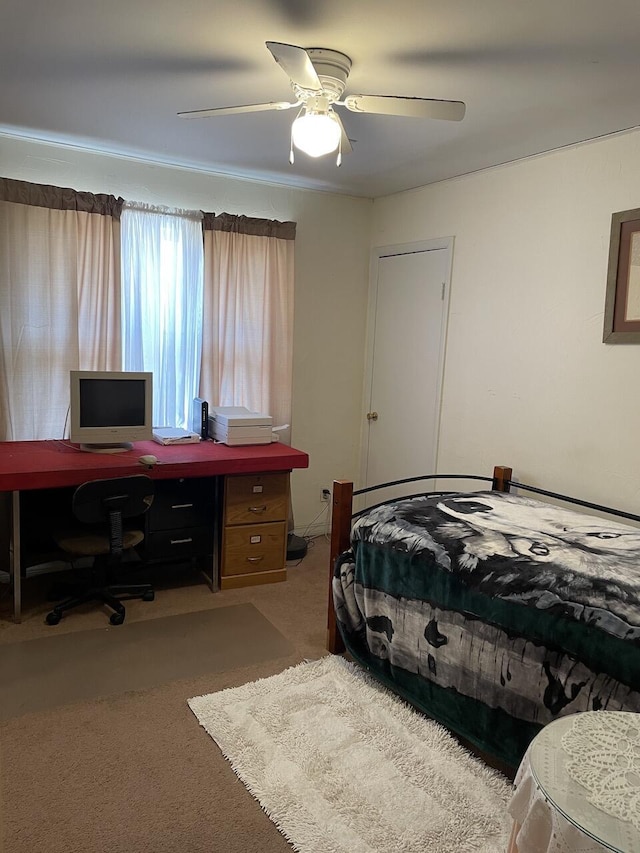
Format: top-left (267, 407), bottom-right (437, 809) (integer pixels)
top-left (0, 603), bottom-right (292, 721)
top-left (1, 656), bottom-right (308, 853)
top-left (0, 538), bottom-right (330, 853)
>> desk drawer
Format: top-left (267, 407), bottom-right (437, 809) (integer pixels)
top-left (222, 521), bottom-right (287, 576)
top-left (224, 473), bottom-right (288, 525)
top-left (148, 478), bottom-right (216, 530)
top-left (146, 526), bottom-right (213, 561)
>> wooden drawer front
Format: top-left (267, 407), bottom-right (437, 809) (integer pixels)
top-left (148, 478), bottom-right (215, 530)
top-left (222, 521), bottom-right (287, 576)
top-left (225, 473), bottom-right (289, 525)
top-left (146, 526), bottom-right (213, 561)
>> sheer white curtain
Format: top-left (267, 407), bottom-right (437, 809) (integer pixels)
top-left (0, 179), bottom-right (122, 441)
top-left (120, 204), bottom-right (204, 430)
top-left (200, 214), bottom-right (295, 436)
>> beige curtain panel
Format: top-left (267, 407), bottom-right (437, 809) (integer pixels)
top-left (0, 178), bottom-right (123, 441)
top-left (200, 213), bottom-right (296, 438)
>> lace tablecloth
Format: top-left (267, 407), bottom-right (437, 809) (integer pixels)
top-left (507, 712), bottom-right (640, 853)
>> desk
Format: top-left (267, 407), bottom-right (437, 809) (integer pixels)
top-left (0, 439), bottom-right (309, 622)
top-left (507, 712), bottom-right (640, 853)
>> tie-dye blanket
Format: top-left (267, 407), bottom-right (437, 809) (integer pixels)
top-left (332, 491), bottom-right (640, 768)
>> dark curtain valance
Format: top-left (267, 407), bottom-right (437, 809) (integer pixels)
top-left (0, 177), bottom-right (124, 218)
top-left (0, 178), bottom-right (296, 235)
top-left (202, 212), bottom-right (296, 240)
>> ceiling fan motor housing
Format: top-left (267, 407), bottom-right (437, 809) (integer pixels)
top-left (296, 48), bottom-right (352, 102)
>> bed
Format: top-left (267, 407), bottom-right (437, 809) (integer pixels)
top-left (327, 466), bottom-right (640, 769)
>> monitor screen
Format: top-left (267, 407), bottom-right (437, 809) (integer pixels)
top-left (69, 370), bottom-right (153, 452)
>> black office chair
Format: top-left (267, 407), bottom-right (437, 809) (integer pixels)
top-left (45, 475), bottom-right (155, 626)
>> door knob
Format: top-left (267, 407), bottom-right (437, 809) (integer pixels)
top-left (366, 411), bottom-right (379, 421)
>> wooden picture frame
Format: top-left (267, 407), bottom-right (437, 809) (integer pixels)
top-left (603, 207), bottom-right (640, 343)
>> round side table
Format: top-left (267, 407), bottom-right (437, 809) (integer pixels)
top-left (507, 712), bottom-right (640, 853)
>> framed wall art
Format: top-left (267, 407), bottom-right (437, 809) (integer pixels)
top-left (603, 207), bottom-right (640, 343)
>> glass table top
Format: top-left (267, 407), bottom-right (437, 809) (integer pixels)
top-left (529, 712), bottom-right (640, 853)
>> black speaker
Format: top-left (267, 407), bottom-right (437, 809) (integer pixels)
top-left (192, 398), bottom-right (209, 439)
top-left (287, 532), bottom-right (308, 561)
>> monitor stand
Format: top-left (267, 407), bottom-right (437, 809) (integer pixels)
top-left (80, 442), bottom-right (134, 454)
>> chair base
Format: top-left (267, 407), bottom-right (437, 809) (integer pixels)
top-left (45, 583), bottom-right (154, 626)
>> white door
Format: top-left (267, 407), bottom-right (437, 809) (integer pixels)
top-left (363, 242), bottom-right (451, 501)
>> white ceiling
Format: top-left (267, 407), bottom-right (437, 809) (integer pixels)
top-left (3, 0), bottom-right (640, 198)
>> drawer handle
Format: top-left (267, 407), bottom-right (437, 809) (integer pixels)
top-left (171, 503), bottom-right (194, 509)
top-left (246, 555), bottom-right (264, 563)
top-left (170, 537), bottom-right (193, 545)
top-left (248, 505), bottom-right (267, 514)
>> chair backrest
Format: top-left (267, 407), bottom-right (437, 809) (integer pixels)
top-left (72, 475), bottom-right (154, 526)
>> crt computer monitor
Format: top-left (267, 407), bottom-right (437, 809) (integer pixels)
top-left (69, 370), bottom-right (153, 453)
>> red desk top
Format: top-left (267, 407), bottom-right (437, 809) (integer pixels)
top-left (0, 439), bottom-right (309, 492)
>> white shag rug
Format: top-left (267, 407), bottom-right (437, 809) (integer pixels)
top-left (188, 655), bottom-right (513, 853)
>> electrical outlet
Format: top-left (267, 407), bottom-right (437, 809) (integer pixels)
top-left (321, 488), bottom-right (331, 502)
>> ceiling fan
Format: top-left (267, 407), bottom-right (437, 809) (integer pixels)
top-left (177, 41), bottom-right (466, 166)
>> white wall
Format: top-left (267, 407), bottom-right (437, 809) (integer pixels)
top-left (371, 129), bottom-right (640, 511)
top-left (8, 127), bottom-right (640, 524)
top-left (1, 134), bottom-right (373, 531)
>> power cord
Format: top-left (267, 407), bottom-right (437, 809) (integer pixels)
top-left (62, 404), bottom-right (70, 440)
top-left (286, 502), bottom-right (331, 566)
top-left (301, 501), bottom-right (331, 543)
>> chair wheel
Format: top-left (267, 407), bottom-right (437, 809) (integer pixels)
top-left (142, 590), bottom-right (155, 602)
top-left (46, 611), bottom-right (61, 625)
top-left (109, 611), bottom-right (125, 626)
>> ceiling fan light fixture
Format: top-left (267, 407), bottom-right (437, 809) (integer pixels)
top-left (291, 110), bottom-right (341, 158)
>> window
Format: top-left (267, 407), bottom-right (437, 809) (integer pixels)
top-left (0, 180), bottom-right (295, 442)
top-left (120, 205), bottom-right (203, 430)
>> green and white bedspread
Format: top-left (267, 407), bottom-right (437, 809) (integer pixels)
top-left (332, 491), bottom-right (640, 767)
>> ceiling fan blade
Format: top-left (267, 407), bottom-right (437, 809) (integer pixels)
top-left (334, 112), bottom-right (353, 155)
top-left (177, 101), bottom-right (295, 119)
top-left (343, 95), bottom-right (466, 121)
top-left (266, 41), bottom-right (322, 91)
